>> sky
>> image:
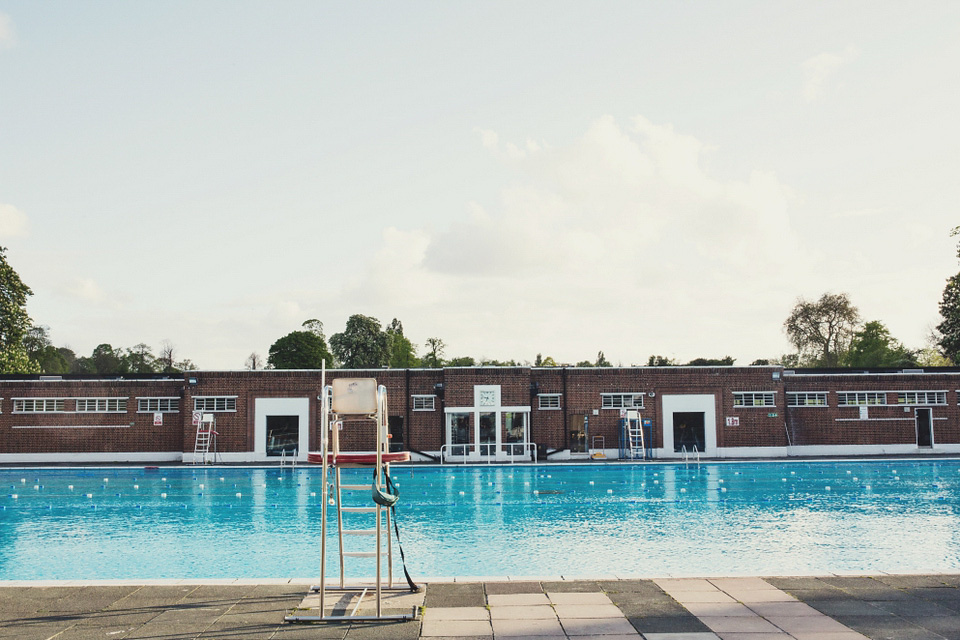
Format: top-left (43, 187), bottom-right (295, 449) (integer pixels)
top-left (1, 1), bottom-right (958, 369)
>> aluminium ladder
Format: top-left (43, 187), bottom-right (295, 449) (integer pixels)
top-left (193, 413), bottom-right (219, 464)
top-left (626, 410), bottom-right (646, 460)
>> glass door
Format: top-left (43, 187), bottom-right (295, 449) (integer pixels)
top-left (479, 412), bottom-right (497, 457)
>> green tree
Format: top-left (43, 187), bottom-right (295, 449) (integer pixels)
top-left (846, 321), bottom-right (916, 367)
top-left (268, 328), bottom-right (333, 369)
top-left (90, 343), bottom-right (128, 373)
top-left (422, 337), bottom-right (445, 367)
top-left (686, 356), bottom-right (735, 366)
top-left (330, 314), bottom-right (389, 369)
top-left (647, 355), bottom-right (677, 366)
top-left (937, 272), bottom-right (960, 362)
top-left (784, 292), bottom-right (861, 367)
top-left (446, 355), bottom-right (475, 366)
top-left (124, 343), bottom-right (157, 373)
top-left (0, 247), bottom-right (39, 373)
top-left (750, 358), bottom-right (771, 366)
top-left (385, 318), bottom-right (419, 368)
top-left (595, 351), bottom-right (611, 367)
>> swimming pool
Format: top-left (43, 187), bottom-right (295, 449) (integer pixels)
top-left (1, 459), bottom-right (959, 580)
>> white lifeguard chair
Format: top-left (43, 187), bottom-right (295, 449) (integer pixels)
top-left (286, 370), bottom-right (418, 624)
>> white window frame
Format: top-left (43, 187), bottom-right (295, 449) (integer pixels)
top-left (75, 397), bottom-right (128, 413)
top-left (600, 393), bottom-right (644, 409)
top-left (193, 396), bottom-right (237, 412)
top-left (836, 392), bottom-right (887, 406)
top-left (897, 391), bottom-right (947, 406)
top-left (411, 395), bottom-right (436, 411)
top-left (733, 391), bottom-right (777, 408)
top-left (538, 393), bottom-right (562, 410)
top-left (137, 397), bottom-right (180, 413)
top-left (786, 392), bottom-right (828, 407)
top-left (12, 398), bottom-right (66, 413)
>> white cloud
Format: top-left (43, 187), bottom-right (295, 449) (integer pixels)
top-left (0, 13), bottom-right (16, 49)
top-left (0, 203), bottom-right (28, 238)
top-left (345, 115), bottom-right (805, 364)
top-left (802, 45), bottom-right (859, 102)
top-left (64, 277), bottom-right (110, 303)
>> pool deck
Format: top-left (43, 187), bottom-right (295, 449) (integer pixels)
top-left (2, 575), bottom-right (959, 639)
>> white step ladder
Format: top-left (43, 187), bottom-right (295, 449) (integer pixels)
top-left (626, 410), bottom-right (646, 460)
top-left (193, 413), bottom-right (219, 464)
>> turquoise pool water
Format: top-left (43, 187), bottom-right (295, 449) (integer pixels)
top-left (1, 459), bottom-right (959, 580)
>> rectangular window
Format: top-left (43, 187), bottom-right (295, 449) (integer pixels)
top-left (138, 397), bottom-right (180, 413)
top-left (193, 396), bottom-right (237, 412)
top-left (836, 392), bottom-right (887, 406)
top-left (786, 392), bottom-right (828, 407)
top-left (600, 393), bottom-right (644, 409)
top-left (897, 391), bottom-right (947, 406)
top-left (12, 398), bottom-right (66, 413)
top-left (733, 392), bottom-right (776, 407)
top-left (538, 393), bottom-right (562, 410)
top-left (75, 398), bottom-right (128, 413)
top-left (412, 395), bottom-right (436, 411)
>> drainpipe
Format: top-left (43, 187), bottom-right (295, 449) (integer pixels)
top-left (562, 367), bottom-right (569, 451)
top-left (404, 368), bottom-right (410, 452)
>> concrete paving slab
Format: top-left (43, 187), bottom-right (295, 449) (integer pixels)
top-left (681, 602), bottom-right (755, 617)
top-left (485, 581), bottom-right (543, 595)
top-left (553, 603), bottom-right (624, 619)
top-left (559, 616), bottom-right (638, 635)
top-left (491, 616), bottom-right (564, 636)
top-left (698, 616), bottom-right (781, 633)
top-left (489, 605), bottom-right (556, 620)
top-left (421, 618), bottom-right (491, 637)
top-left (488, 593), bottom-right (551, 606)
top-left (425, 607), bottom-right (489, 621)
top-left (547, 591), bottom-right (612, 605)
top-left (540, 581), bottom-right (602, 593)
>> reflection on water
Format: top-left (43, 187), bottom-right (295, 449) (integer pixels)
top-left (0, 460), bottom-right (958, 579)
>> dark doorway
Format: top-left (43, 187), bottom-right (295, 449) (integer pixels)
top-left (266, 415), bottom-right (299, 456)
top-left (916, 408), bottom-right (933, 447)
top-left (569, 415), bottom-right (587, 453)
top-left (388, 416), bottom-right (404, 452)
top-left (674, 412), bottom-right (705, 453)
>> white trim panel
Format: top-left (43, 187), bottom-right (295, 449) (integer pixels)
top-left (253, 397), bottom-right (310, 461)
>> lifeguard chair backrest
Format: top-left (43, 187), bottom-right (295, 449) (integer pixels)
top-left (331, 378), bottom-right (379, 415)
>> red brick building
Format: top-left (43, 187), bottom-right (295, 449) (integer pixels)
top-left (1, 366), bottom-right (958, 463)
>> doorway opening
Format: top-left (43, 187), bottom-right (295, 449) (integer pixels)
top-left (569, 415), bottom-right (587, 454)
top-left (266, 415), bottom-right (299, 456)
top-left (916, 408), bottom-right (933, 447)
top-left (388, 416), bottom-right (404, 452)
top-left (673, 411), bottom-right (705, 453)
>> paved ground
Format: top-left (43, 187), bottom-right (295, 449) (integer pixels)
top-left (1, 575), bottom-right (959, 639)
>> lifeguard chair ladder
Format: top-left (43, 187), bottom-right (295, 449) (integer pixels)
top-left (286, 373), bottom-right (418, 623)
top-left (193, 413), bottom-right (220, 464)
top-left (626, 410), bottom-right (646, 460)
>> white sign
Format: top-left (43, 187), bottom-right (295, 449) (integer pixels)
top-left (725, 416), bottom-right (740, 427)
top-left (153, 412), bottom-right (163, 426)
top-left (859, 406), bottom-right (869, 420)
top-left (192, 411), bottom-right (202, 426)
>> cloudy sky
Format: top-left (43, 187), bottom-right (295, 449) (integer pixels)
top-left (1, 2), bottom-right (958, 369)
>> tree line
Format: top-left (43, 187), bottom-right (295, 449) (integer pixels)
top-left (5, 232), bottom-right (960, 374)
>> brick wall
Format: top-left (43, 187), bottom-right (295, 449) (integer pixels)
top-left (0, 377), bottom-right (184, 454)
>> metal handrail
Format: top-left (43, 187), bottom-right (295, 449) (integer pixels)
top-left (439, 442), bottom-right (537, 465)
